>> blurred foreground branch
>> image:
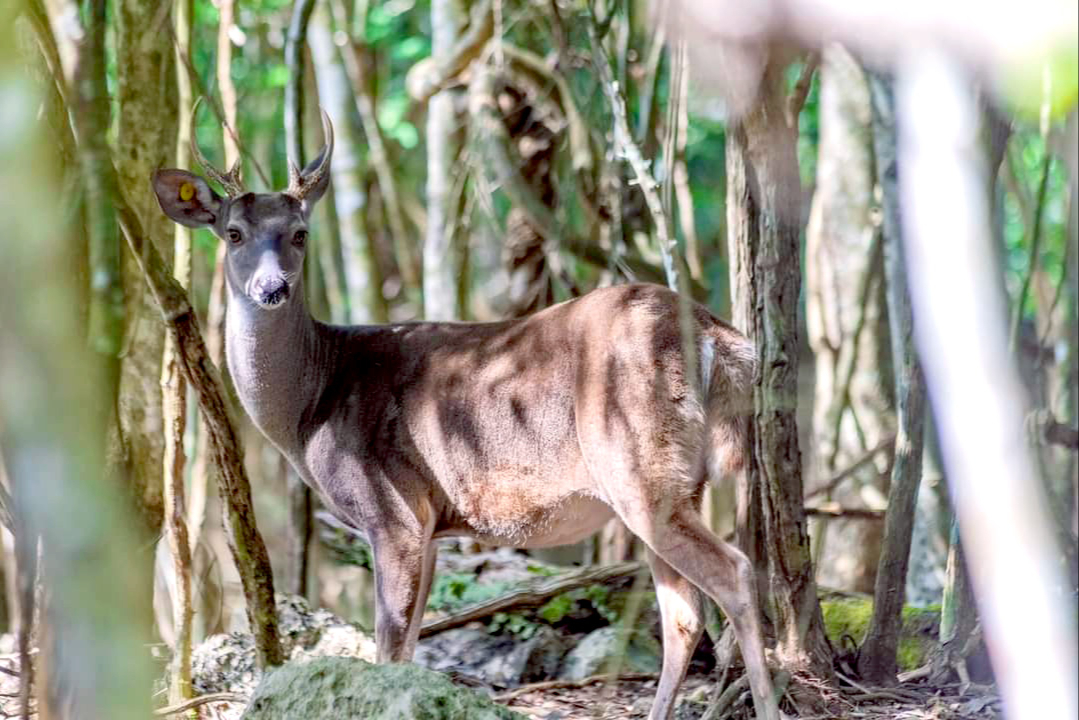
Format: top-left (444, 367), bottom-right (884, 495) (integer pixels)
top-left (898, 50), bottom-right (1077, 720)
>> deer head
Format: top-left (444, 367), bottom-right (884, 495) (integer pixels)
top-left (152, 111), bottom-right (334, 310)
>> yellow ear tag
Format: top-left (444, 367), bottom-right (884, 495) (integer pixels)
top-left (179, 182), bottom-right (195, 202)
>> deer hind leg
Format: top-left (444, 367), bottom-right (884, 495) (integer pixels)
top-left (647, 551), bottom-right (705, 720)
top-left (616, 503), bottom-right (780, 720)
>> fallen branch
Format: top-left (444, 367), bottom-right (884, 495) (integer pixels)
top-left (420, 561), bottom-right (644, 637)
top-left (153, 692), bottom-right (248, 717)
top-left (805, 504), bottom-right (885, 521)
top-left (494, 671), bottom-right (659, 702)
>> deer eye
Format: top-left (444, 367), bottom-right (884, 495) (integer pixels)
top-left (227, 228), bottom-right (243, 245)
top-left (292, 230), bottom-right (308, 247)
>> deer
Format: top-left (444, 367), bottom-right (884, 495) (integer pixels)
top-left (151, 112), bottom-right (781, 720)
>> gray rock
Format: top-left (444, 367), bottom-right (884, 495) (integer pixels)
top-left (559, 626), bottom-right (662, 680)
top-left (192, 594), bottom-right (375, 698)
top-left (415, 625), bottom-right (569, 687)
top-left (240, 656), bottom-right (526, 720)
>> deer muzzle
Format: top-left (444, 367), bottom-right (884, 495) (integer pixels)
top-left (251, 273), bottom-right (291, 309)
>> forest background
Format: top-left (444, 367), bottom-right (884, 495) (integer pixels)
top-left (0, 0), bottom-right (1075, 718)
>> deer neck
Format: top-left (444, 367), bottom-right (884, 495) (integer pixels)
top-left (225, 276), bottom-right (325, 454)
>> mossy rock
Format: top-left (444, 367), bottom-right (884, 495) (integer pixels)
top-left (241, 657), bottom-right (525, 720)
top-left (820, 596), bottom-right (940, 671)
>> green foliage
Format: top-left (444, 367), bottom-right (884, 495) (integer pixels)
top-left (1000, 125), bottom-right (1071, 324)
top-left (820, 597), bottom-right (940, 672)
top-left (537, 584), bottom-right (619, 625)
top-left (487, 611), bottom-right (543, 640)
top-left (1001, 50), bottom-right (1079, 122)
top-left (426, 572), bottom-right (512, 613)
top-left (320, 528), bottom-right (374, 570)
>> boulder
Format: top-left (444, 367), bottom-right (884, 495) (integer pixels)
top-left (415, 624), bottom-right (569, 687)
top-left (240, 656), bottom-right (526, 720)
top-left (192, 595), bottom-right (375, 698)
top-left (558, 625), bottom-right (662, 680)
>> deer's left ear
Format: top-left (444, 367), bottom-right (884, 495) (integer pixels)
top-left (152, 169), bottom-right (222, 228)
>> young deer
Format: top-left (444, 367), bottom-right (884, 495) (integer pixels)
top-left (152, 114), bottom-right (780, 720)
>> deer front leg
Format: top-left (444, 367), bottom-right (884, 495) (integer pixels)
top-left (370, 526), bottom-right (437, 663)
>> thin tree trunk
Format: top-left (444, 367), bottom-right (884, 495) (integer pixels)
top-left (187, 248), bottom-right (225, 551)
top-left (858, 71), bottom-right (928, 684)
top-left (117, 204), bottom-right (284, 669)
top-left (159, 0), bottom-right (195, 707)
top-left (424, 0), bottom-right (466, 321)
top-left (217, 0), bottom-right (239, 169)
top-left (726, 55), bottom-right (833, 678)
top-left (115, 0), bottom-right (180, 698)
top-left (331, 0), bottom-right (420, 291)
top-left (285, 461), bottom-right (312, 598)
top-left (285, 0), bottom-right (317, 171)
top-left (283, 0), bottom-right (317, 599)
top-left (114, 0), bottom-right (177, 545)
top-left (309, 5), bottom-right (387, 323)
top-left (805, 45), bottom-right (894, 595)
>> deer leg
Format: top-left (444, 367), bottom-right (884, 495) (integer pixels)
top-left (647, 551), bottom-right (705, 720)
top-left (621, 507), bottom-right (780, 720)
top-left (371, 524), bottom-right (436, 663)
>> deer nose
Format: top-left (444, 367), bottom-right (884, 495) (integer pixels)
top-left (253, 274), bottom-right (290, 308)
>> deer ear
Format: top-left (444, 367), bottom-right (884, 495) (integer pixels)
top-left (152, 169), bottom-right (222, 228)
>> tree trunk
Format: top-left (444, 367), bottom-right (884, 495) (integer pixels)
top-left (858, 71), bottom-right (929, 684)
top-left (726, 56), bottom-right (833, 677)
top-left (284, 0), bottom-right (317, 600)
top-left (309, 5), bottom-right (387, 323)
top-left (805, 45), bottom-right (894, 595)
top-left (424, 0), bottom-right (467, 321)
top-left (113, 0), bottom-right (178, 543)
top-left (117, 205), bottom-right (284, 669)
top-left (160, 0), bottom-right (195, 706)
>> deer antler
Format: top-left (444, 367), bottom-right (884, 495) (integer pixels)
top-left (286, 109), bottom-right (334, 201)
top-left (189, 98), bottom-right (246, 198)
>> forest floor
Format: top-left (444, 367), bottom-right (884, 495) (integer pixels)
top-left (496, 673), bottom-right (1002, 720)
top-left (0, 651), bottom-right (1002, 720)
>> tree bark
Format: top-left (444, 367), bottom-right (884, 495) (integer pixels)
top-left (726, 54), bottom-right (833, 677)
top-left (117, 206), bottom-right (283, 669)
top-left (424, 0), bottom-right (467, 321)
top-left (114, 0), bottom-right (177, 543)
top-left (160, 0), bottom-right (195, 706)
top-left (858, 71), bottom-right (928, 684)
top-left (283, 0), bottom-right (317, 600)
top-left (805, 45), bottom-right (894, 595)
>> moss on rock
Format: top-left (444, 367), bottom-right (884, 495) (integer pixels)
top-left (820, 596), bottom-right (940, 672)
top-left (241, 657), bottom-right (525, 720)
